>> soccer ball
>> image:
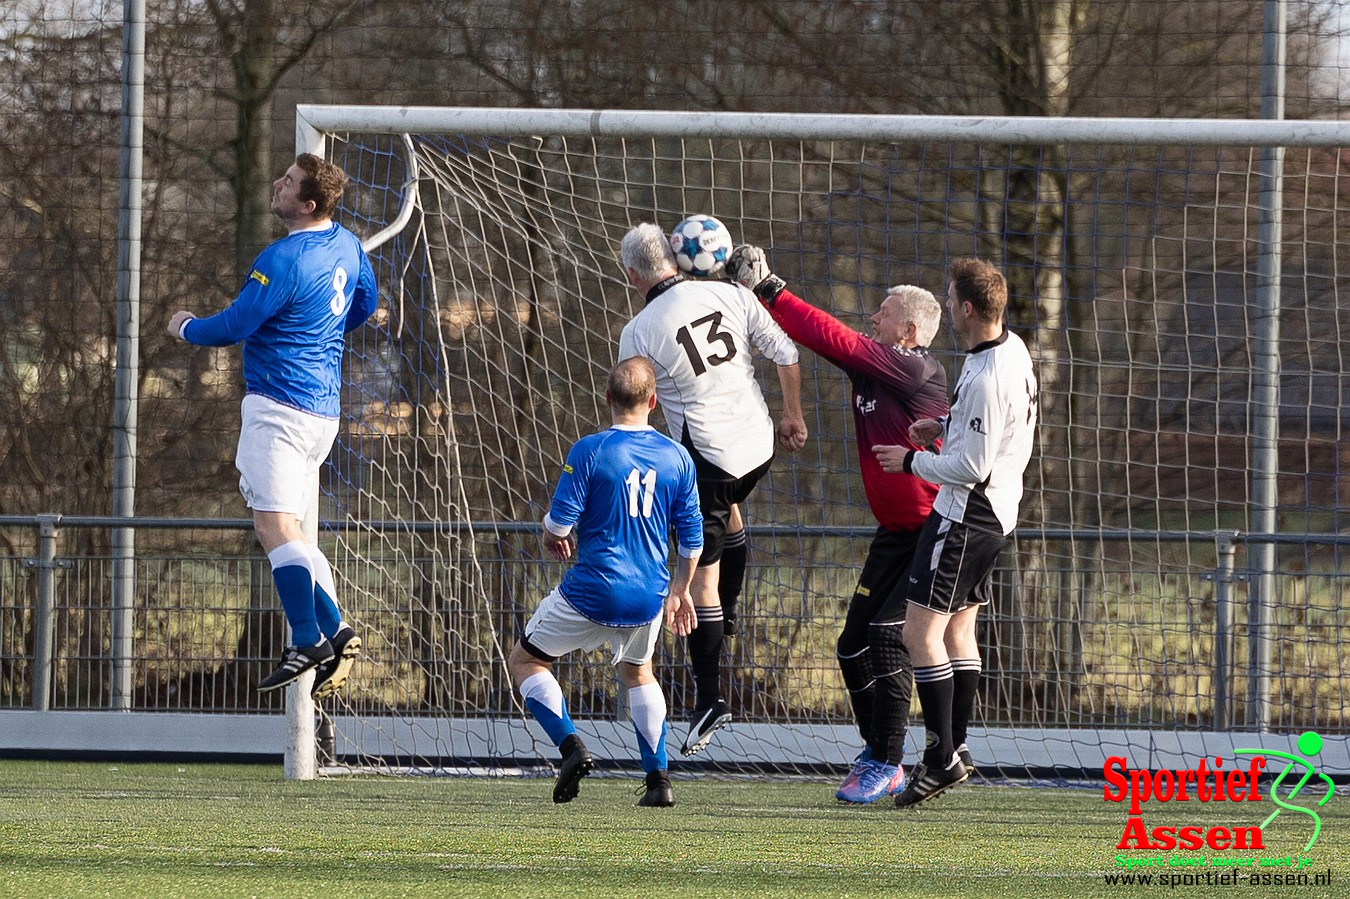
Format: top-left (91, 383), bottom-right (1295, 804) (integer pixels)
top-left (669, 214), bottom-right (734, 278)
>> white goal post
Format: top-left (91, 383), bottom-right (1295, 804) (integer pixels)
top-left (284, 105), bottom-right (1350, 781)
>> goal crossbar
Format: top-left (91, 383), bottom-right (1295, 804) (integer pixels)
top-left (297, 104), bottom-right (1350, 149)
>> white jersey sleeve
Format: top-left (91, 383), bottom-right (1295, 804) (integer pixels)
top-left (909, 330), bottom-right (1037, 535)
top-left (739, 284), bottom-right (800, 367)
top-left (618, 279), bottom-right (784, 478)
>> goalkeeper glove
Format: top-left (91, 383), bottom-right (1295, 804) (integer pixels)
top-left (726, 245), bottom-right (786, 305)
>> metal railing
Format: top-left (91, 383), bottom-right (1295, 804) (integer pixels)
top-left (3, 514), bottom-right (1348, 733)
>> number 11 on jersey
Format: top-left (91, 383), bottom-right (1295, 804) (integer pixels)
top-left (625, 467), bottom-right (656, 518)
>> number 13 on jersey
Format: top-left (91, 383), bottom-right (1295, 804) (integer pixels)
top-left (675, 311), bottom-right (737, 376)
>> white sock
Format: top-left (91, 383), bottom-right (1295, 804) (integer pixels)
top-left (628, 681), bottom-right (666, 752)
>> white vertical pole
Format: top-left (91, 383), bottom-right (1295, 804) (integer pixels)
top-left (282, 503), bottom-right (320, 780)
top-left (283, 118), bottom-right (329, 781)
top-left (1247, 0), bottom-right (1286, 733)
top-left (111, 0), bottom-right (147, 711)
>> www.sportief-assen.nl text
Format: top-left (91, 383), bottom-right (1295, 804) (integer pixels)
top-left (1103, 867), bottom-right (1334, 888)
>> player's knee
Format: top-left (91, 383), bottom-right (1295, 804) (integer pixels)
top-left (868, 619), bottom-right (899, 650)
top-left (901, 616), bottom-right (941, 654)
top-left (836, 629), bottom-right (867, 658)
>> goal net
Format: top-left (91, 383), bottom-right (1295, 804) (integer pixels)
top-left (299, 107), bottom-right (1350, 778)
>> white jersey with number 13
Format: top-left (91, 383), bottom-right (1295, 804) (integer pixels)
top-left (618, 278), bottom-right (798, 479)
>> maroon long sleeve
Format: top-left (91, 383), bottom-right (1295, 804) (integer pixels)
top-left (769, 288), bottom-right (949, 532)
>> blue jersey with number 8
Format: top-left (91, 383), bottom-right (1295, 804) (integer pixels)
top-left (183, 222), bottom-right (378, 418)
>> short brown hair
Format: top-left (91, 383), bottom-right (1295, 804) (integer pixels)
top-left (948, 257), bottom-right (1007, 324)
top-left (608, 356), bottom-right (657, 411)
top-left (294, 153), bottom-right (349, 219)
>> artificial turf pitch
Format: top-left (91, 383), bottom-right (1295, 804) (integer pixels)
top-left (0, 760), bottom-right (1346, 898)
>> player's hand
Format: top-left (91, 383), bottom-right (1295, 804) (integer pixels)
top-left (777, 414), bottom-right (808, 451)
top-left (726, 245), bottom-right (786, 304)
top-left (665, 589), bottom-right (696, 638)
top-left (909, 418), bottom-right (943, 448)
top-left (872, 444), bottom-right (911, 473)
top-left (167, 310), bottom-right (195, 340)
top-left (542, 530), bottom-right (573, 561)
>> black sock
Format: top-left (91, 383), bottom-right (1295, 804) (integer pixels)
top-left (913, 662), bottom-right (955, 767)
top-left (687, 605), bottom-right (725, 709)
top-left (718, 530), bottom-right (748, 634)
top-left (868, 621), bottom-right (913, 765)
top-left (949, 658), bottom-right (982, 752)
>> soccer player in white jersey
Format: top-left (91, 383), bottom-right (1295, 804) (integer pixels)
top-left (616, 223), bottom-right (808, 756)
top-left (874, 257), bottom-right (1038, 807)
top-left (507, 357), bottom-right (702, 806)
top-left (167, 154), bottom-right (378, 698)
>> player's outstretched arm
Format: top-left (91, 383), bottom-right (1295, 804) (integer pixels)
top-left (729, 245), bottom-right (808, 450)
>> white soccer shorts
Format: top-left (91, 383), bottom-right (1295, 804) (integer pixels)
top-left (523, 587), bottom-right (662, 666)
top-left (235, 393), bottom-right (340, 517)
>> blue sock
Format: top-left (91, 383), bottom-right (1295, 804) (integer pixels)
top-left (520, 671), bottom-right (575, 747)
top-left (308, 546), bottom-right (342, 636)
top-left (629, 682), bottom-right (669, 773)
top-left (269, 541), bottom-right (320, 647)
top-left (313, 583), bottom-right (342, 637)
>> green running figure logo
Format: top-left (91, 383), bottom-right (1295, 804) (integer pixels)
top-left (1236, 731), bottom-right (1335, 852)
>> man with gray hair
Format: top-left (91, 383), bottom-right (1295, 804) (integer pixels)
top-left (728, 245), bottom-right (948, 804)
top-left (618, 222), bottom-right (807, 757)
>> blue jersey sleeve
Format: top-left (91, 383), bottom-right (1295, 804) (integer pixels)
top-left (673, 451), bottom-right (703, 555)
top-left (548, 437), bottom-right (593, 530)
top-left (344, 251), bottom-right (378, 333)
top-left (182, 260), bottom-right (289, 347)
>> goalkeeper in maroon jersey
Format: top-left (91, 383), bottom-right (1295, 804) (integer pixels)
top-left (727, 245), bottom-right (949, 804)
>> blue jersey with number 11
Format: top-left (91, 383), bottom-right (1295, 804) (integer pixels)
top-left (548, 425), bottom-right (703, 627)
top-left (183, 222), bottom-right (378, 418)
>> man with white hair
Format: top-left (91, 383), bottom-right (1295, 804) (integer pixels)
top-left (728, 245), bottom-right (949, 804)
top-left (874, 256), bottom-right (1038, 808)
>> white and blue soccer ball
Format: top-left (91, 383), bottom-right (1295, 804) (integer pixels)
top-left (669, 214), bottom-right (734, 278)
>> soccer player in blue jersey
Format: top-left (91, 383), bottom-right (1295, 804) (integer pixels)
top-left (167, 153), bottom-right (378, 699)
top-left (507, 356), bottom-right (703, 807)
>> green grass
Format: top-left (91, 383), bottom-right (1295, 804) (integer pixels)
top-left (0, 761), bottom-right (1348, 898)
